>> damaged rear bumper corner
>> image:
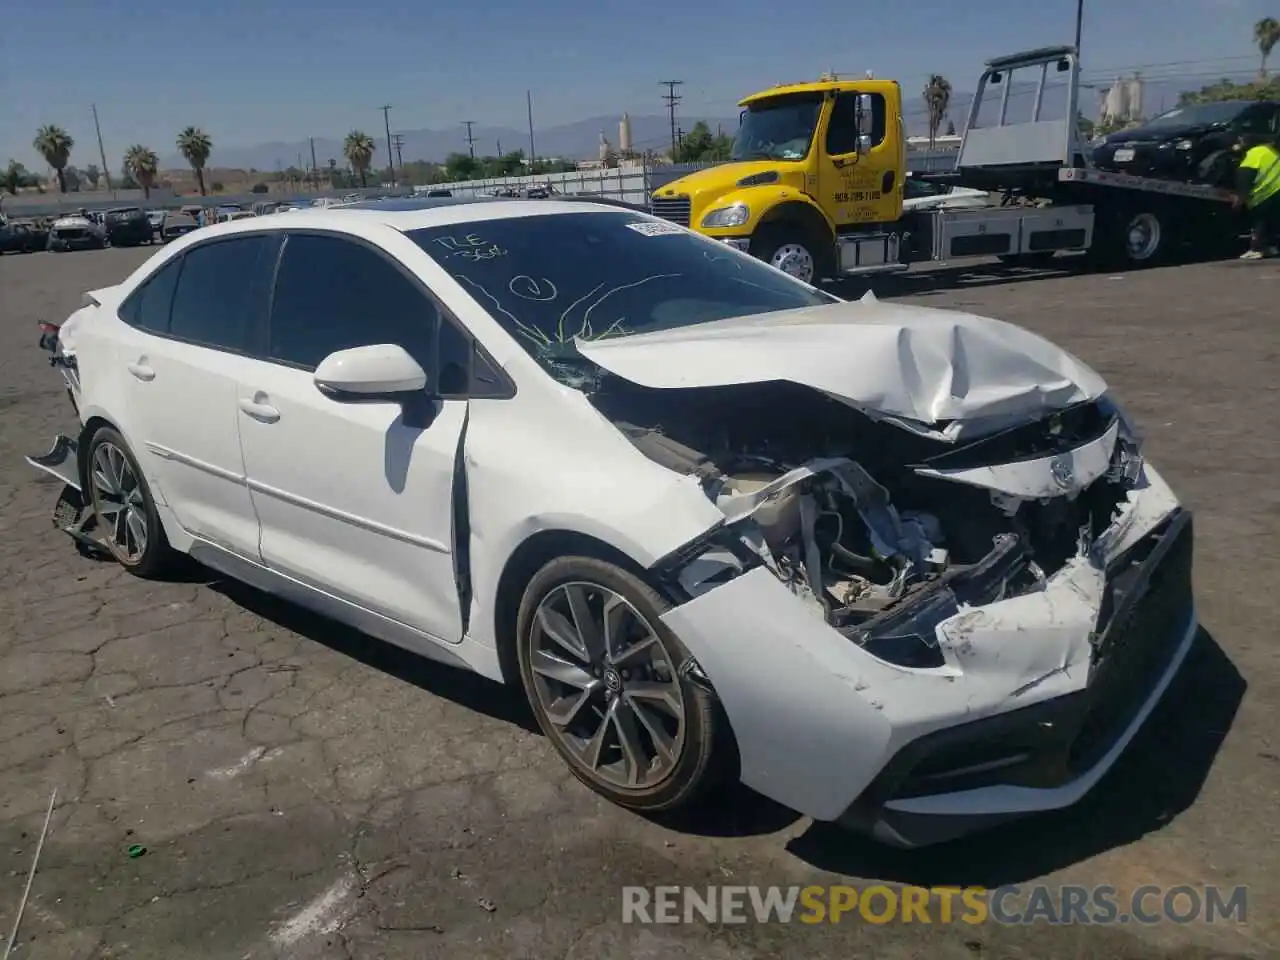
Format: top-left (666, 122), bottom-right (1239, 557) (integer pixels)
top-left (658, 473), bottom-right (1196, 846)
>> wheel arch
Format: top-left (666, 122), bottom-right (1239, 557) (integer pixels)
top-left (491, 528), bottom-right (650, 687)
top-left (757, 199), bottom-right (835, 245)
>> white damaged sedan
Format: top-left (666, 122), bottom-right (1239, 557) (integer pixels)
top-left (28, 198), bottom-right (1195, 848)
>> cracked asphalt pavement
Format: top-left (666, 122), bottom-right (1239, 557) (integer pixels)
top-left (1, 247), bottom-right (1277, 959)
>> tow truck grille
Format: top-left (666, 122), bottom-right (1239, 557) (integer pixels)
top-left (650, 195), bottom-right (691, 227)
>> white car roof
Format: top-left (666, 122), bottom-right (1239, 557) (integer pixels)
top-left (187, 198), bottom-right (638, 241)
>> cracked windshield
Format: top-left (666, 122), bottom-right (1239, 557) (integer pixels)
top-left (409, 211), bottom-right (833, 385)
top-left (731, 93), bottom-right (823, 161)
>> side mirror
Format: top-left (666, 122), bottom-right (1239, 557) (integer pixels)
top-left (854, 93), bottom-right (875, 155)
top-left (314, 343), bottom-right (428, 403)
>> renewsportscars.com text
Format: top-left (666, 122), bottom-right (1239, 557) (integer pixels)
top-left (621, 884), bottom-right (1248, 926)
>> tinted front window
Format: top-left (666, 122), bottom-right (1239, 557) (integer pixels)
top-left (268, 233), bottom-right (444, 373)
top-left (826, 92), bottom-right (888, 155)
top-left (168, 235), bottom-right (273, 351)
top-left (732, 94), bottom-right (822, 161)
top-left (408, 211), bottom-right (834, 385)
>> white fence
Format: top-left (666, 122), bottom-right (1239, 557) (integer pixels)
top-left (2, 149), bottom-right (960, 219)
top-left (421, 150), bottom-right (961, 203)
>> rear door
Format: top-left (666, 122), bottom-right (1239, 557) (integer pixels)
top-left (116, 235), bottom-right (278, 557)
top-left (235, 230), bottom-right (473, 644)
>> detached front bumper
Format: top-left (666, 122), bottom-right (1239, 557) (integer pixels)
top-left (661, 465), bottom-right (1195, 847)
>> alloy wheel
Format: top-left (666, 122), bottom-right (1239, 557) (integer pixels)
top-left (89, 440), bottom-right (149, 563)
top-left (528, 581), bottom-right (686, 790)
top-left (770, 242), bottom-right (816, 283)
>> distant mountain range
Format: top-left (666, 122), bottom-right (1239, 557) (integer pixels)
top-left (160, 113), bottom-right (741, 172)
top-left (163, 74), bottom-right (1227, 171)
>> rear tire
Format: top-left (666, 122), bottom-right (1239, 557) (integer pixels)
top-left (1090, 206), bottom-right (1171, 269)
top-left (516, 555), bottom-right (729, 814)
top-left (84, 427), bottom-right (176, 578)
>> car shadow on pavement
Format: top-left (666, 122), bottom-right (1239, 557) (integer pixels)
top-left (208, 576), bottom-right (543, 735)
top-left (784, 628), bottom-right (1245, 886)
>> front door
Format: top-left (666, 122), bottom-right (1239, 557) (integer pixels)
top-left (817, 88), bottom-right (902, 228)
top-left (117, 235), bottom-right (277, 557)
top-left (236, 231), bottom-right (468, 644)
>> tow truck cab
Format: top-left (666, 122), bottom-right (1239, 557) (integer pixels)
top-left (653, 46), bottom-right (1241, 279)
top-left (650, 76), bottom-right (908, 281)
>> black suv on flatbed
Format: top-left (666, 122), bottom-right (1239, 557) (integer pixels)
top-left (103, 207), bottom-right (154, 246)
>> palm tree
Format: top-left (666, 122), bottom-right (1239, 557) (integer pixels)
top-left (176, 126), bottom-right (213, 196)
top-left (923, 75), bottom-right (952, 154)
top-left (124, 144), bottom-right (160, 200)
top-left (1257, 17), bottom-right (1280, 78)
top-left (33, 124), bottom-right (75, 193)
top-left (344, 131), bottom-right (376, 188)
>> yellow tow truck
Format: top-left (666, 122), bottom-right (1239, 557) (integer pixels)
top-left (651, 46), bottom-right (1241, 281)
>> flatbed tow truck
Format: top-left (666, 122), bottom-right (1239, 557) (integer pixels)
top-left (651, 45), bottom-right (1241, 281)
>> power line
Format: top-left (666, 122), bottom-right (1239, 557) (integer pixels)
top-left (659, 80), bottom-right (683, 157)
top-left (380, 104), bottom-right (395, 185)
top-left (462, 120), bottom-right (477, 158)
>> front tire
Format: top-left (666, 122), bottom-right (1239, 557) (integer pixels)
top-left (516, 555), bottom-right (728, 814)
top-left (751, 224), bottom-right (829, 284)
top-left (84, 427), bottom-right (175, 578)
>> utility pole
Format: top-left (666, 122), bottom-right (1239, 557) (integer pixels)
top-left (660, 81), bottom-right (684, 159)
top-left (526, 90), bottom-right (537, 165)
top-left (309, 137), bottom-right (319, 189)
top-left (1073, 0), bottom-right (1084, 55)
top-left (462, 120), bottom-right (477, 158)
top-left (391, 133), bottom-right (406, 172)
top-left (497, 139), bottom-right (503, 156)
top-left (380, 104), bottom-right (395, 185)
top-left (90, 103), bottom-right (112, 193)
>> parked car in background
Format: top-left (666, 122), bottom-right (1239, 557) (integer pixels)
top-left (0, 219), bottom-right (48, 254)
top-left (160, 211), bottom-right (198, 242)
top-left (224, 210), bottom-right (257, 221)
top-left (1092, 100), bottom-right (1280, 186)
top-left (104, 207), bottom-right (154, 247)
top-left (47, 213), bottom-right (106, 251)
top-left (424, 188), bottom-right (453, 197)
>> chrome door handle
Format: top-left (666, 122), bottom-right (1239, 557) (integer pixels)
top-left (127, 362), bottom-right (155, 381)
top-left (238, 397), bottom-right (280, 423)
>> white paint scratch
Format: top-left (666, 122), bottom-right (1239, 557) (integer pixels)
top-left (270, 876), bottom-right (357, 947)
top-left (206, 746), bottom-right (266, 780)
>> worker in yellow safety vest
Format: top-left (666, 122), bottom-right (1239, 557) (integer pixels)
top-left (1234, 135), bottom-right (1280, 260)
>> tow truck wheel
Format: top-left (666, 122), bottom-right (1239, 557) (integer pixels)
top-left (1094, 207), bottom-right (1169, 269)
top-left (752, 226), bottom-right (829, 284)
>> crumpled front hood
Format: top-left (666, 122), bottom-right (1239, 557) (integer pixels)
top-left (575, 293), bottom-right (1107, 431)
top-left (52, 216), bottom-right (91, 229)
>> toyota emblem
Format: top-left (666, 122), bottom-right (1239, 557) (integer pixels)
top-left (1050, 454), bottom-right (1075, 489)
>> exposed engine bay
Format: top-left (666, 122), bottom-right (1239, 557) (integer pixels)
top-left (590, 379), bottom-right (1145, 667)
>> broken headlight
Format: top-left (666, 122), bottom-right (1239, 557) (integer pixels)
top-left (1097, 392), bottom-right (1144, 485)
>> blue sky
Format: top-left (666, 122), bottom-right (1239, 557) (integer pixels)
top-left (2, 0), bottom-right (1274, 170)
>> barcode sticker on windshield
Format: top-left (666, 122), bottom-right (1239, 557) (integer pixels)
top-left (625, 220), bottom-right (685, 237)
